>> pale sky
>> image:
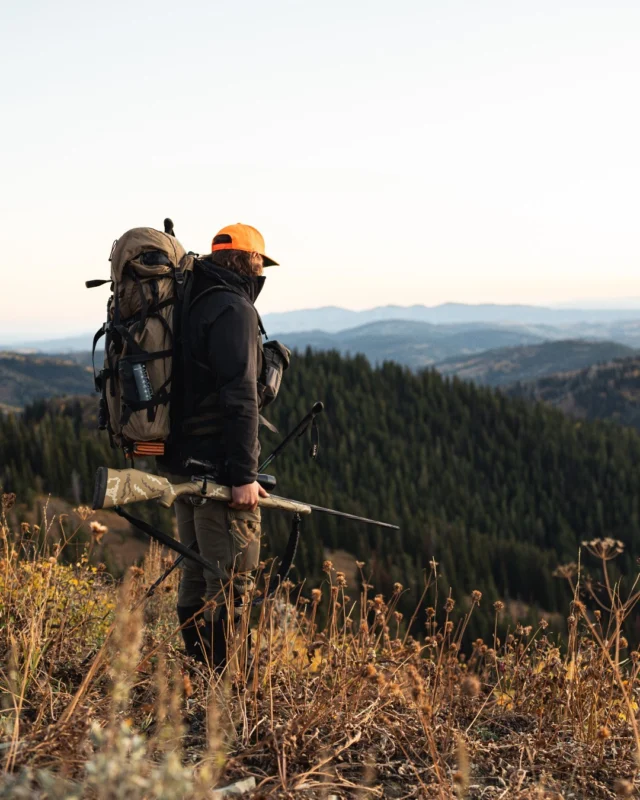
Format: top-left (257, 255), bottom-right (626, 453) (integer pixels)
top-left (1, 0), bottom-right (639, 338)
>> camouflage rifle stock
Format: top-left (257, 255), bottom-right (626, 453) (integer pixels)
top-left (92, 466), bottom-right (312, 515)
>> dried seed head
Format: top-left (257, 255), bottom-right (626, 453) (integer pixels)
top-left (445, 620), bottom-right (454, 634)
top-left (461, 675), bottom-right (481, 697)
top-left (90, 520), bottom-right (108, 534)
top-left (471, 590), bottom-right (482, 604)
top-left (89, 520), bottom-right (108, 542)
top-left (322, 560), bottom-right (333, 574)
top-left (393, 582), bottom-right (403, 594)
top-left (582, 537), bottom-right (625, 560)
top-left (355, 560), bottom-right (365, 568)
top-left (444, 597), bottom-right (455, 613)
top-left (614, 779), bottom-right (634, 797)
top-left (553, 562), bottom-right (577, 579)
top-left (311, 588), bottom-right (322, 603)
top-left (74, 505), bottom-right (93, 521)
top-left (493, 601), bottom-right (505, 613)
top-left (363, 664), bottom-right (378, 679)
top-left (335, 572), bottom-right (347, 587)
top-left (426, 607), bottom-right (436, 619)
top-left (1, 493), bottom-right (16, 512)
top-left (597, 725), bottom-right (611, 740)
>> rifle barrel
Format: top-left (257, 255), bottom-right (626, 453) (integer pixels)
top-left (300, 502), bottom-right (400, 530)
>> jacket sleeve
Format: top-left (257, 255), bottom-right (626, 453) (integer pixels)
top-left (206, 301), bottom-right (260, 486)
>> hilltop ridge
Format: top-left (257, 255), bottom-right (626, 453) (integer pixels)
top-left (509, 354), bottom-right (640, 430)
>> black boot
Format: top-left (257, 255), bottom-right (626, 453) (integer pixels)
top-left (201, 617), bottom-right (228, 671)
top-left (212, 617), bottom-right (228, 670)
top-left (176, 605), bottom-right (206, 663)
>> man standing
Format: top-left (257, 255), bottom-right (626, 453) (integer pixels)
top-left (158, 223), bottom-right (279, 669)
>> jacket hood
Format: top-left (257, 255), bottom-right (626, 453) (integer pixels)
top-left (198, 257), bottom-right (266, 305)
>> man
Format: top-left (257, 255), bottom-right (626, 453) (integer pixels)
top-left (158, 223), bottom-right (280, 668)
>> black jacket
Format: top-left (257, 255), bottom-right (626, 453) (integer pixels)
top-left (158, 257), bottom-right (265, 485)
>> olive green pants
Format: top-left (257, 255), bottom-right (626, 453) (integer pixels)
top-left (172, 489), bottom-right (261, 621)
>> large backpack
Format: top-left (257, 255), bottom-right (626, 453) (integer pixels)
top-left (87, 224), bottom-right (193, 460)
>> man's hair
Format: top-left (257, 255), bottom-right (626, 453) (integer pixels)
top-left (210, 249), bottom-right (264, 277)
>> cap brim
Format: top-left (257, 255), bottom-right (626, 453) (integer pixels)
top-left (262, 255), bottom-right (279, 267)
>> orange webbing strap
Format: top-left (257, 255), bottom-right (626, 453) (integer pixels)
top-left (133, 442), bottom-right (165, 457)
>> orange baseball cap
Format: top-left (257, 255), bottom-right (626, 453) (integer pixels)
top-left (211, 223), bottom-right (279, 266)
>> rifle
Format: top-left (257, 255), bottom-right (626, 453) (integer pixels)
top-left (92, 466), bottom-right (312, 515)
top-left (91, 465), bottom-right (399, 584)
top-left (92, 466), bottom-right (398, 531)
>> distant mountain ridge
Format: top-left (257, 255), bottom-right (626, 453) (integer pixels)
top-left (263, 303), bottom-right (640, 333)
top-left (4, 302), bottom-right (640, 352)
top-left (281, 320), bottom-right (547, 369)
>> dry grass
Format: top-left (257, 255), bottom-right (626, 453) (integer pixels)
top-left (1, 493), bottom-right (639, 799)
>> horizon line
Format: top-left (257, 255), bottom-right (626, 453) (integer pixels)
top-left (3, 299), bottom-right (640, 345)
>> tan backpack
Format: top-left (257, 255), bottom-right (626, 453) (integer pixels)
top-left (87, 223), bottom-right (193, 459)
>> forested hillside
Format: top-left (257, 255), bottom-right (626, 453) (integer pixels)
top-left (0, 352), bottom-right (93, 410)
top-left (510, 355), bottom-right (640, 430)
top-left (436, 339), bottom-right (634, 387)
top-left (2, 352), bottom-right (640, 641)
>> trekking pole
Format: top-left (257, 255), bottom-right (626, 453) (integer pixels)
top-left (142, 401), bottom-right (325, 598)
top-left (260, 401), bottom-right (324, 470)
